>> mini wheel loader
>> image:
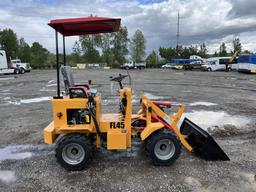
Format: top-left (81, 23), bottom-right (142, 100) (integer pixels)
top-left (44, 16), bottom-right (229, 171)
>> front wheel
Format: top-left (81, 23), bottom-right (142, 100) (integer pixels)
top-left (55, 134), bottom-right (93, 171)
top-left (207, 67), bottom-right (212, 72)
top-left (147, 131), bottom-right (181, 166)
top-left (14, 69), bottom-right (19, 74)
top-left (19, 68), bottom-right (25, 74)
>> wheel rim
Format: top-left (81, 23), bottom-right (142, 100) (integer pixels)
top-left (154, 139), bottom-right (175, 161)
top-left (62, 143), bottom-right (85, 165)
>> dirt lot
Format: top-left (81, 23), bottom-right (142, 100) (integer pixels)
top-left (0, 69), bottom-right (255, 192)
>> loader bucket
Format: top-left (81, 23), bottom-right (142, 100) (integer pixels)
top-left (180, 118), bottom-right (230, 161)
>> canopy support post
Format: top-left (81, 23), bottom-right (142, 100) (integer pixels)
top-left (55, 30), bottom-right (61, 98)
top-left (63, 35), bottom-right (66, 66)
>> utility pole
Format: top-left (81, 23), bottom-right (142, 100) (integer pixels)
top-left (176, 11), bottom-right (180, 57)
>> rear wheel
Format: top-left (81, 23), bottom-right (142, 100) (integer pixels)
top-left (55, 134), bottom-right (93, 171)
top-left (147, 131), bottom-right (181, 166)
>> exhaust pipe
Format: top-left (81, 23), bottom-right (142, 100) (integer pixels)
top-left (180, 118), bottom-right (230, 161)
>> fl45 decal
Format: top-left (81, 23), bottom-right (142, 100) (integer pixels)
top-left (110, 122), bottom-right (125, 129)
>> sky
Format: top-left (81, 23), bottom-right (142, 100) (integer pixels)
top-left (0, 0), bottom-right (256, 55)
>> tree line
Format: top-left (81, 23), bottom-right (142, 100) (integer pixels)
top-left (70, 27), bottom-right (146, 68)
top-left (0, 29), bottom-right (55, 69)
top-left (0, 27), bottom-right (146, 69)
top-left (146, 37), bottom-right (252, 67)
top-left (0, 27), bottom-right (253, 69)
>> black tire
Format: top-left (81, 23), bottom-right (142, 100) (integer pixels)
top-left (19, 68), bottom-right (25, 74)
top-left (147, 131), bottom-right (181, 166)
top-left (55, 134), bottom-right (93, 171)
top-left (207, 67), bottom-right (212, 72)
top-left (14, 69), bottom-right (19, 74)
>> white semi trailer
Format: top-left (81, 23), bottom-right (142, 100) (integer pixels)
top-left (0, 50), bottom-right (19, 75)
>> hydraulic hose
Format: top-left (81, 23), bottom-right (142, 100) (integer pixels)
top-left (87, 97), bottom-right (103, 139)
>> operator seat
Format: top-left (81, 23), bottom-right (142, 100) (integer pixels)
top-left (60, 65), bottom-right (97, 98)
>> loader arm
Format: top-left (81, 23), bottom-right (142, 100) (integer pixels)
top-left (140, 96), bottom-right (193, 152)
top-left (140, 97), bottom-right (229, 161)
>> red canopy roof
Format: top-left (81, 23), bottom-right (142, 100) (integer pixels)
top-left (48, 16), bottom-right (121, 36)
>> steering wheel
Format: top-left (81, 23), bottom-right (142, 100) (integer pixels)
top-left (110, 74), bottom-right (127, 82)
top-left (110, 74), bottom-right (128, 89)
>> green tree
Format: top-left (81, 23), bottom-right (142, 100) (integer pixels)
top-left (232, 37), bottom-right (242, 54)
top-left (30, 42), bottom-right (49, 69)
top-left (158, 47), bottom-right (176, 62)
top-left (79, 35), bottom-right (102, 63)
top-left (198, 42), bottom-right (207, 58)
top-left (45, 53), bottom-right (56, 69)
top-left (101, 33), bottom-right (114, 66)
top-left (69, 40), bottom-right (82, 66)
top-left (178, 45), bottom-right (198, 58)
top-left (242, 50), bottom-right (252, 54)
top-left (145, 50), bottom-right (158, 68)
top-left (213, 51), bottom-right (219, 57)
top-left (17, 38), bottom-right (31, 62)
top-left (130, 29), bottom-right (146, 62)
top-left (219, 42), bottom-right (228, 56)
top-left (112, 26), bottom-right (129, 66)
top-left (0, 28), bottom-right (19, 62)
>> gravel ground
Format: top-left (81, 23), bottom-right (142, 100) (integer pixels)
top-left (0, 69), bottom-right (255, 192)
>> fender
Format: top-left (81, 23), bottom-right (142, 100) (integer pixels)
top-left (140, 122), bottom-right (164, 140)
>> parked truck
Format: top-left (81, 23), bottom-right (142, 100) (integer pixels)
top-left (182, 55), bottom-right (204, 70)
top-left (0, 50), bottom-right (19, 75)
top-left (121, 61), bottom-right (146, 70)
top-left (11, 59), bottom-right (31, 73)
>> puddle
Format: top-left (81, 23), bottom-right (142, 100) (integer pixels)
top-left (181, 110), bottom-right (251, 131)
top-left (1, 89), bottom-right (10, 92)
top-left (183, 90), bottom-right (192, 93)
top-left (20, 97), bottom-right (51, 104)
top-left (48, 80), bottom-right (55, 84)
top-left (0, 145), bottom-right (33, 161)
top-left (0, 144), bottom-right (53, 162)
top-left (0, 170), bottom-right (16, 184)
top-left (143, 92), bottom-right (170, 100)
top-left (39, 87), bottom-right (56, 92)
top-left (0, 77), bottom-right (15, 81)
top-left (189, 102), bottom-right (217, 106)
top-left (0, 96), bottom-right (51, 105)
top-left (46, 83), bottom-right (57, 87)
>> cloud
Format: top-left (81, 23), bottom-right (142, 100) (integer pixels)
top-left (228, 0), bottom-right (256, 19)
top-left (0, 0), bottom-right (255, 55)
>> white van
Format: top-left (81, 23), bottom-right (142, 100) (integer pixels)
top-left (201, 57), bottom-right (237, 71)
